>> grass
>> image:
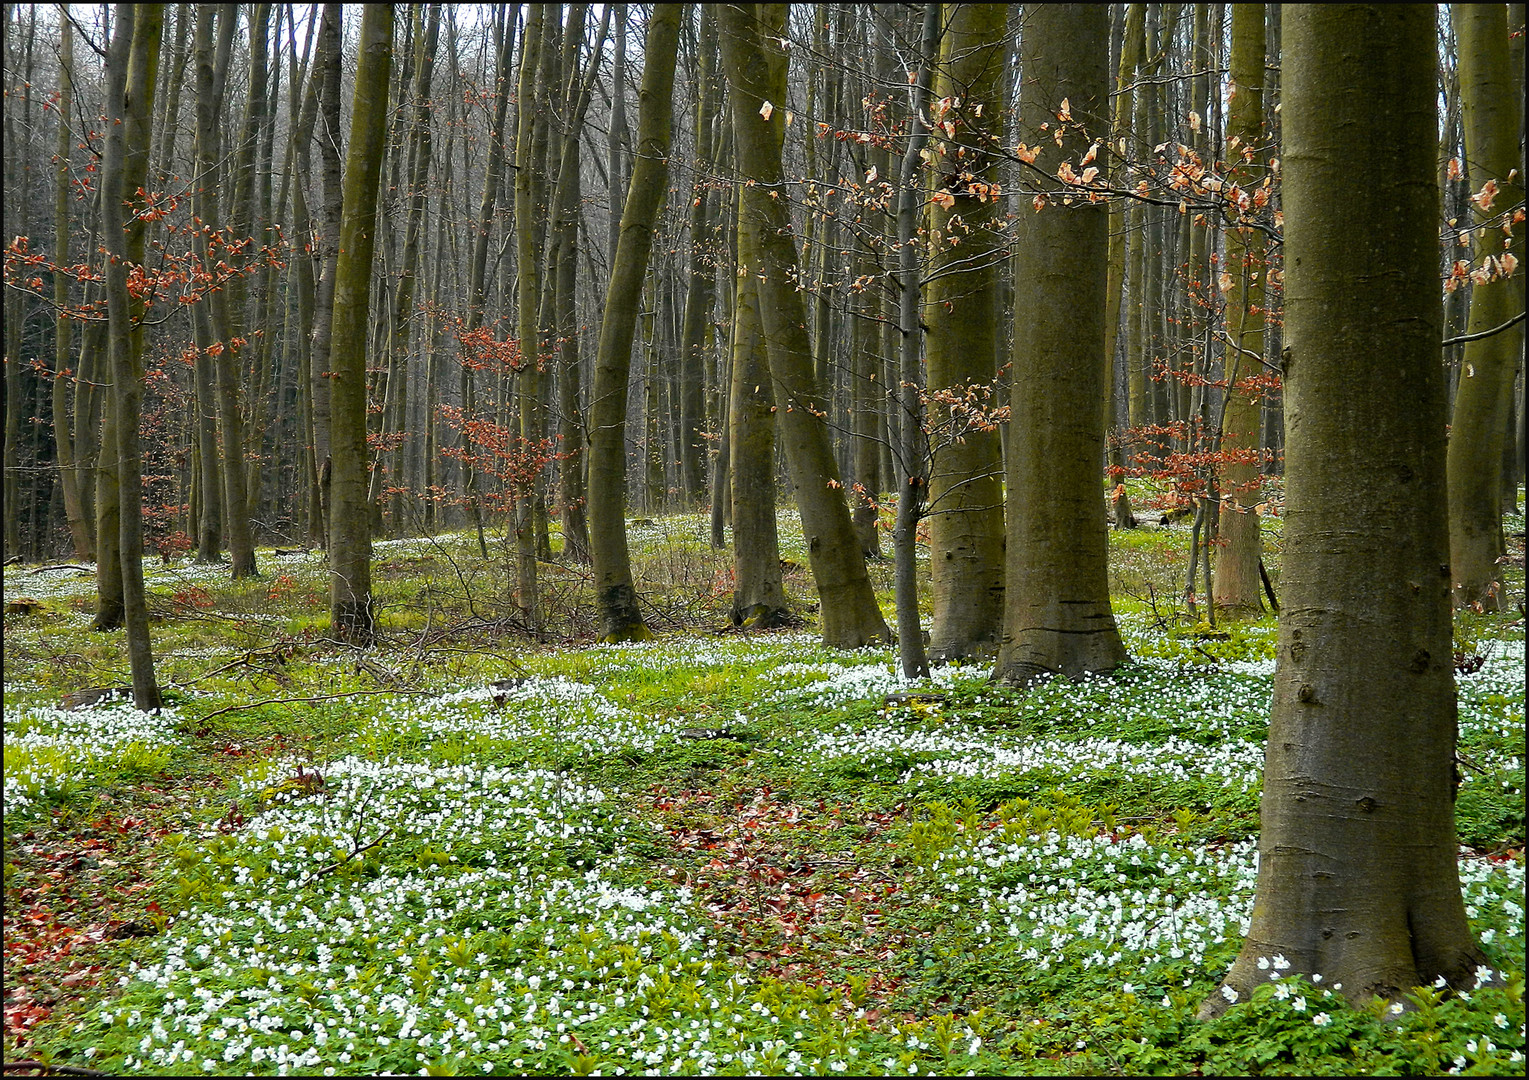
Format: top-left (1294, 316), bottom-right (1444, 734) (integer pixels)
top-left (2, 494), bottom-right (1524, 1076)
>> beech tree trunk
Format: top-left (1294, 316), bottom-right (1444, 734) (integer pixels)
top-left (1212, 2), bottom-right (1268, 613)
top-left (925, 2), bottom-right (1007, 663)
top-left (587, 2), bottom-right (683, 641)
top-left (52, 10), bottom-right (91, 561)
top-left (719, 1), bottom-right (890, 651)
top-left (992, 4), bottom-right (1128, 685)
top-left (1445, 2), bottom-right (1524, 611)
top-left (1203, 3), bottom-right (1486, 1016)
top-left (100, 1), bottom-right (165, 710)
top-left (327, 4), bottom-right (393, 644)
top-left (728, 225), bottom-right (790, 629)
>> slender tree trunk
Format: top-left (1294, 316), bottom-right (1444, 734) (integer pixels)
top-left (309, 3), bottom-right (344, 547)
top-left (1204, 4), bottom-right (1486, 1015)
top-left (1105, 4), bottom-right (1145, 529)
top-left (101, 1), bottom-right (165, 709)
top-left (514, 3), bottom-right (549, 625)
top-left (552, 4), bottom-right (611, 565)
top-left (719, 1), bottom-right (890, 651)
top-left (212, 1), bottom-right (266, 578)
top-left (992, 4), bottom-right (1128, 685)
top-left (52, 10), bottom-right (91, 561)
top-left (327, 4), bottom-right (393, 644)
top-left (587, 3), bottom-right (684, 641)
top-left (1446, 3), bottom-right (1524, 610)
top-left (1212, 2), bottom-right (1269, 613)
top-left (676, 8), bottom-right (720, 506)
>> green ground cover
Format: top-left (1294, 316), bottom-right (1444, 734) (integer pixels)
top-left (2, 498), bottom-right (1523, 1075)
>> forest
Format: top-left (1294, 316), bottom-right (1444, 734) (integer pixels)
top-left (1, 2), bottom-right (1524, 1075)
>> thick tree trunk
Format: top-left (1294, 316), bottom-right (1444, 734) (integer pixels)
top-left (327, 4), bottom-right (393, 644)
top-left (1446, 3), bottom-right (1524, 611)
top-left (925, 2), bottom-right (1007, 663)
top-left (719, 2), bottom-right (890, 651)
top-left (1212, 2), bottom-right (1268, 613)
top-left (992, 4), bottom-right (1127, 685)
top-left (1203, 4), bottom-right (1485, 1016)
top-left (587, 3), bottom-right (684, 642)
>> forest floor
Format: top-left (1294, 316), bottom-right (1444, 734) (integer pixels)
top-left (2, 489), bottom-right (1525, 1076)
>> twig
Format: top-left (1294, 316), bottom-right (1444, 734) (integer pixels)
top-left (304, 827), bottom-right (394, 882)
top-left (1455, 750), bottom-right (1488, 776)
top-left (2, 1063), bottom-right (111, 1077)
top-left (24, 564), bottom-right (92, 575)
top-left (1443, 309), bottom-right (1526, 348)
top-left (196, 689), bottom-right (429, 722)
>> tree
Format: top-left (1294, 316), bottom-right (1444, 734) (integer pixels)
top-left (513, 2), bottom-right (548, 628)
top-left (992, 4), bottom-right (1128, 685)
top-left (727, 213), bottom-right (790, 629)
top-left (51, 8), bottom-right (92, 562)
top-left (1103, 3), bottom-right (1145, 532)
top-left (189, 4), bottom-right (236, 565)
top-left (1202, 3), bottom-right (1486, 1015)
top-left (719, 1), bottom-right (890, 651)
top-left (587, 2), bottom-right (684, 642)
top-left (1211, 2), bottom-right (1270, 614)
top-left (924, 2), bottom-right (1008, 663)
top-left (1445, 2), bottom-right (1524, 612)
top-left (327, 3), bottom-right (393, 644)
top-left (100, 1), bottom-right (165, 710)
top-left (888, 1), bottom-right (941, 678)
top-left (677, 7), bottom-right (722, 506)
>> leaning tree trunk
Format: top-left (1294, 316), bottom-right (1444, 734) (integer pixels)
top-left (1445, 2), bottom-right (1525, 611)
top-left (1202, 3), bottom-right (1486, 1017)
top-left (100, 1), bottom-right (165, 710)
top-left (718, 1), bottom-right (890, 651)
top-left (925, 2), bottom-right (1007, 663)
top-left (992, 4), bottom-right (1128, 685)
top-left (586, 2), bottom-right (684, 642)
top-left (326, 4), bottom-right (392, 645)
top-left (1211, 2), bottom-right (1269, 614)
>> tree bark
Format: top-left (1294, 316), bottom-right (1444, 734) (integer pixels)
top-left (992, 4), bottom-right (1128, 685)
top-left (925, 2), bottom-right (1007, 663)
top-left (587, 2), bottom-right (684, 641)
top-left (719, 1), bottom-right (890, 651)
top-left (308, 2), bottom-right (344, 547)
top-left (327, 4), bottom-right (393, 644)
top-left (728, 217), bottom-right (790, 629)
top-left (1202, 4), bottom-right (1485, 1016)
top-left (100, 1), bottom-right (165, 710)
top-left (1446, 3), bottom-right (1525, 611)
top-left (676, 8), bottom-right (720, 506)
top-left (1104, 3), bottom-right (1145, 531)
top-left (52, 10), bottom-right (91, 561)
top-left (1212, 2), bottom-right (1269, 613)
